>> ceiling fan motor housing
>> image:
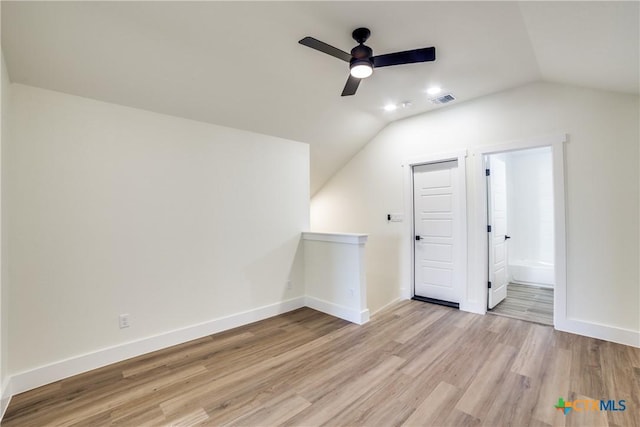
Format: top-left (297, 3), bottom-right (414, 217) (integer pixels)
top-left (351, 27), bottom-right (373, 68)
top-left (350, 44), bottom-right (374, 69)
top-left (351, 44), bottom-right (373, 59)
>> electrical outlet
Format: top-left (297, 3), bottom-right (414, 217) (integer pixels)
top-left (119, 314), bottom-right (130, 329)
top-left (286, 280), bottom-right (292, 290)
top-left (348, 288), bottom-right (355, 298)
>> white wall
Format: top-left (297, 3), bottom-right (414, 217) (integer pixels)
top-left (7, 84), bottom-right (309, 376)
top-left (311, 82), bottom-right (639, 339)
top-left (505, 147), bottom-right (554, 265)
top-left (302, 232), bottom-right (369, 324)
top-left (0, 49), bottom-right (10, 409)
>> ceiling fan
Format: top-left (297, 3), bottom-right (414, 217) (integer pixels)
top-left (299, 28), bottom-right (436, 96)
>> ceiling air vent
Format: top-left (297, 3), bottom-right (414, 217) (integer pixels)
top-left (430, 93), bottom-right (456, 105)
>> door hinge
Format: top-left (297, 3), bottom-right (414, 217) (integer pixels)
top-left (488, 281), bottom-right (492, 289)
top-left (485, 168), bottom-right (490, 176)
top-left (487, 225), bottom-right (492, 232)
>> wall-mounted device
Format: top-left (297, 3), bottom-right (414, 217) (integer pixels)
top-left (387, 213), bottom-right (404, 222)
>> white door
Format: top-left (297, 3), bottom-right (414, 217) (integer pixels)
top-left (413, 160), bottom-right (462, 304)
top-left (487, 156), bottom-right (509, 309)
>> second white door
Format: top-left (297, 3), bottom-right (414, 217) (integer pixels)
top-left (487, 156), bottom-right (509, 309)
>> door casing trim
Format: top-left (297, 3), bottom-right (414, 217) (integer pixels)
top-left (473, 133), bottom-right (567, 326)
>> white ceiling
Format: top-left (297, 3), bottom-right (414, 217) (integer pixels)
top-left (2, 1), bottom-right (638, 193)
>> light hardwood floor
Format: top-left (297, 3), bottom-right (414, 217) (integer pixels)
top-left (3, 301), bottom-right (639, 426)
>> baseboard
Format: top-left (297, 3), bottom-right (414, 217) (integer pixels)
top-left (0, 377), bottom-right (11, 421)
top-left (370, 297), bottom-right (402, 317)
top-left (556, 317), bottom-right (640, 348)
top-left (9, 297), bottom-right (306, 396)
top-left (510, 280), bottom-right (554, 289)
top-left (304, 296), bottom-right (369, 325)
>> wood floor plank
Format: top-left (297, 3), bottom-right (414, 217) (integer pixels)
top-left (532, 345), bottom-right (571, 426)
top-left (3, 301), bottom-right (639, 427)
top-left (438, 409), bottom-right (482, 427)
top-left (393, 307), bottom-right (447, 344)
top-left (511, 323), bottom-right (554, 378)
top-left (203, 324), bottom-right (391, 425)
top-left (452, 310), bottom-right (483, 329)
top-left (285, 340), bottom-right (401, 404)
top-left (492, 315), bottom-right (532, 349)
top-left (110, 405), bottom-right (166, 426)
top-left (402, 381), bottom-right (460, 426)
top-left (161, 327), bottom-right (360, 420)
top-left (122, 332), bottom-right (253, 378)
top-left (570, 337), bottom-right (606, 399)
top-left (487, 313), bottom-right (511, 335)
top-left (330, 372), bottom-right (419, 426)
top-left (330, 316), bottom-right (490, 427)
top-left (1, 381), bottom-right (62, 418)
top-left (50, 364), bottom-right (207, 427)
top-left (600, 341), bottom-right (640, 427)
top-left (455, 342), bottom-right (518, 419)
top-left (481, 371), bottom-right (540, 426)
top-left (285, 355), bottom-right (406, 426)
top-left (226, 394), bottom-right (311, 427)
top-left (169, 408), bottom-right (210, 427)
top-left (399, 319), bottom-right (469, 377)
top-left (418, 317), bottom-right (504, 390)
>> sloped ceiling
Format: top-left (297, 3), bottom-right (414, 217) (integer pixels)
top-left (2, 1), bottom-right (638, 194)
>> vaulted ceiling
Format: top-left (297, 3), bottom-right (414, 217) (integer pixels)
top-left (2, 1), bottom-right (638, 193)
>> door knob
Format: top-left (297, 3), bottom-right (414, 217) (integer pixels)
top-left (505, 235), bottom-right (511, 240)
top-left (415, 235), bottom-right (421, 241)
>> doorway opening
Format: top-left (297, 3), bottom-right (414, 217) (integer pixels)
top-left (485, 147), bottom-right (554, 325)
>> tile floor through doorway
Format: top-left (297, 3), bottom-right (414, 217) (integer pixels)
top-left (488, 283), bottom-right (553, 325)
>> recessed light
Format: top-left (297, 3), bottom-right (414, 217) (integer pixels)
top-left (427, 86), bottom-right (442, 96)
top-left (384, 104), bottom-right (398, 112)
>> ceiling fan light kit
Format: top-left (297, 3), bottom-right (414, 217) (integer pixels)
top-left (350, 60), bottom-right (373, 79)
top-left (299, 27), bottom-right (436, 96)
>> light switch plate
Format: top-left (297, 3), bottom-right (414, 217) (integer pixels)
top-left (389, 213), bottom-right (404, 222)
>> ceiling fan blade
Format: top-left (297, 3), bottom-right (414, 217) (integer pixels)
top-left (372, 47), bottom-right (436, 68)
top-left (298, 37), bottom-right (352, 62)
top-left (341, 74), bottom-right (361, 96)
